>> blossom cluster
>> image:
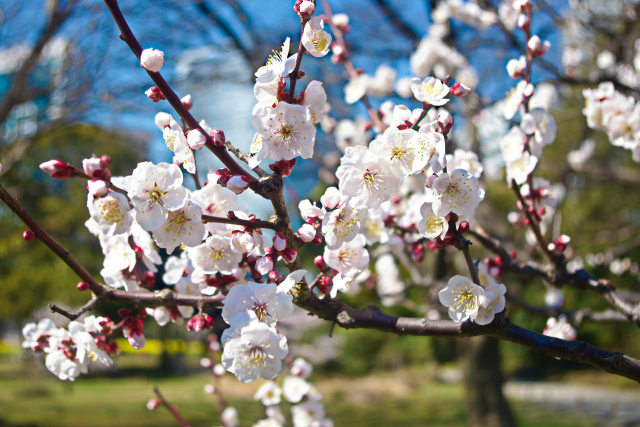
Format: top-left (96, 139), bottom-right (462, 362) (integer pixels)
top-left (22, 316), bottom-right (117, 381)
top-left (583, 81), bottom-right (640, 162)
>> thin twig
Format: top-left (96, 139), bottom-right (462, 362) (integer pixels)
top-left (153, 386), bottom-right (192, 427)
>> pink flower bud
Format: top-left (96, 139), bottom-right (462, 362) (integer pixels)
top-left (255, 256), bottom-right (274, 275)
top-left (145, 86), bottom-right (165, 102)
top-left (458, 221), bottom-right (470, 233)
top-left (299, 1), bottom-right (315, 19)
top-left (146, 399), bottom-right (159, 410)
top-left (22, 230), bottom-right (35, 241)
top-left (181, 94), bottom-right (192, 110)
top-left (227, 175), bottom-right (250, 194)
top-left (82, 157), bottom-right (103, 178)
top-left (140, 48), bottom-right (165, 73)
top-left (213, 363), bottom-right (226, 377)
top-left (87, 179), bottom-right (108, 197)
top-left (506, 57), bottom-right (526, 79)
top-left (297, 223), bottom-right (316, 242)
top-left (186, 130), bottom-right (206, 150)
top-left (313, 255), bottom-right (326, 271)
top-left (186, 313), bottom-right (214, 332)
top-left (517, 13), bottom-right (530, 31)
top-left (143, 271), bottom-right (156, 287)
top-left (200, 357), bottom-right (213, 368)
top-left (273, 232), bottom-right (287, 251)
top-left (211, 129), bottom-right (226, 146)
top-left (282, 248), bottom-right (297, 263)
top-left (449, 82), bottom-right (470, 97)
top-left (527, 35), bottom-right (551, 57)
top-left (154, 112), bottom-right (172, 129)
top-left (269, 158), bottom-right (297, 176)
top-left (437, 111), bottom-right (454, 134)
top-left (128, 332), bottom-right (146, 350)
top-left (204, 384), bottom-right (216, 395)
top-left (39, 159), bottom-right (71, 179)
top-left (76, 281), bottom-right (89, 291)
top-left (425, 174), bottom-right (437, 189)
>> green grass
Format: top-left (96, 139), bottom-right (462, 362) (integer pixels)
top-left (0, 356), bottom-right (598, 426)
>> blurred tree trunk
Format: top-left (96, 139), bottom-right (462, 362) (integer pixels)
top-left (459, 336), bottom-right (515, 427)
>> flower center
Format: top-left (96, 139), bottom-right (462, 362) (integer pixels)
top-left (252, 301), bottom-right (269, 321)
top-left (165, 210), bottom-right (190, 234)
top-left (147, 185), bottom-right (166, 208)
top-left (451, 287), bottom-right (477, 311)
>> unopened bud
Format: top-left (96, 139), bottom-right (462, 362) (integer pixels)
top-left (437, 111), bottom-right (454, 134)
top-left (273, 232), bottom-right (287, 251)
top-left (22, 230), bottom-right (35, 241)
top-left (313, 255), bottom-right (326, 271)
top-left (299, 1), bottom-right (315, 19)
top-left (145, 86), bottom-right (165, 102)
top-left (311, 235), bottom-right (323, 245)
top-left (140, 48), bottom-right (165, 73)
top-left (186, 130), bottom-right (206, 150)
top-left (506, 56), bottom-right (527, 79)
top-left (82, 157), bottom-right (104, 178)
top-left (154, 112), bottom-right (172, 129)
top-left (226, 175), bottom-right (250, 194)
top-left (77, 281), bottom-right (90, 291)
top-left (282, 248), bottom-right (297, 263)
top-left (213, 363), bottom-right (226, 377)
top-left (458, 221), bottom-right (469, 233)
top-left (517, 13), bottom-right (530, 31)
top-left (204, 384), bottom-right (216, 395)
top-left (449, 82), bottom-right (470, 97)
top-left (297, 223), bottom-right (316, 242)
top-left (146, 399), bottom-right (159, 411)
top-left (527, 35), bottom-right (551, 57)
top-left (181, 94), bottom-right (192, 110)
top-left (39, 159), bottom-right (71, 179)
top-left (211, 129), bottom-right (226, 146)
top-left (143, 271), bottom-right (156, 287)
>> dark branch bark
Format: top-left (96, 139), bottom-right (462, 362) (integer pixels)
top-left (371, 0), bottom-right (421, 43)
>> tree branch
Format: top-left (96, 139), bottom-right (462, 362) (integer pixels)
top-left (153, 386), bottom-right (192, 427)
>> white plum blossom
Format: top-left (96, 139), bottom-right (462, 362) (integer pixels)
top-left (291, 400), bottom-right (331, 427)
top-left (301, 17), bottom-right (332, 57)
top-left (87, 192), bottom-right (133, 236)
top-left (222, 282), bottom-right (294, 326)
top-left (189, 235), bottom-right (242, 275)
top-left (431, 169), bottom-right (484, 219)
top-left (254, 101), bottom-right (316, 161)
top-left (323, 234), bottom-right (369, 279)
top-left (278, 269), bottom-right (308, 296)
top-left (445, 149), bottom-right (484, 178)
top-left (162, 251), bottom-right (192, 285)
top-left (344, 74), bottom-right (371, 105)
top-left (116, 162), bottom-right (188, 231)
top-left (336, 146), bottom-right (401, 209)
top-left (369, 127), bottom-right (419, 177)
top-left (417, 202), bottom-right (449, 239)
top-left (221, 407), bottom-right (240, 427)
top-left (221, 321), bottom-right (288, 383)
top-left (543, 316), bottom-right (577, 341)
top-left (163, 117), bottom-right (195, 173)
top-left (152, 200), bottom-right (206, 254)
top-left (474, 283), bottom-right (506, 325)
top-left (520, 107), bottom-right (556, 155)
top-left (410, 129), bottom-right (446, 172)
top-left (256, 37), bottom-right (298, 78)
top-left (290, 357), bottom-right (313, 378)
top-left (410, 76), bottom-right (450, 106)
top-left (282, 376), bottom-right (311, 403)
top-left (302, 80), bottom-right (327, 125)
top-left (505, 151), bottom-right (538, 185)
top-left (321, 198), bottom-right (362, 249)
top-left (191, 176), bottom-right (238, 233)
top-left (254, 381), bottom-right (282, 406)
top-left (438, 275), bottom-right (485, 322)
top-left (100, 234), bottom-right (136, 273)
top-left (221, 310), bottom-right (258, 345)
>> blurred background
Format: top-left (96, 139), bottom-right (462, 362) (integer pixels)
top-left (1, 0), bottom-right (640, 425)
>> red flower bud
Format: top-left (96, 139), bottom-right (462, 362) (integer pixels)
top-left (22, 230), bottom-right (35, 241)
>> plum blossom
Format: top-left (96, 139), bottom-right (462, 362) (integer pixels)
top-left (438, 275), bottom-right (485, 322)
top-left (253, 381), bottom-right (282, 406)
top-left (543, 316), bottom-right (577, 341)
top-left (410, 76), bottom-right (450, 106)
top-left (431, 169), bottom-right (484, 219)
top-left (369, 127), bottom-right (419, 177)
top-left (115, 162), bottom-right (188, 231)
top-left (474, 283), bottom-right (506, 325)
top-left (189, 235), bottom-right (243, 275)
top-left (417, 202), bottom-right (449, 239)
top-left (221, 321), bottom-right (288, 383)
top-left (254, 101), bottom-right (316, 161)
top-left (140, 48), bottom-right (164, 72)
top-left (255, 37), bottom-right (298, 78)
top-left (301, 17), bottom-right (332, 57)
top-left (323, 234), bottom-right (369, 279)
top-left (336, 146), bottom-right (401, 209)
top-left (152, 200), bottom-right (206, 254)
top-left (222, 282), bottom-right (294, 326)
top-left (282, 376), bottom-right (311, 403)
top-left (87, 192), bottom-right (133, 236)
top-left (321, 197), bottom-right (362, 249)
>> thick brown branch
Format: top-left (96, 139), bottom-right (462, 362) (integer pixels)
top-left (294, 292), bottom-right (640, 382)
